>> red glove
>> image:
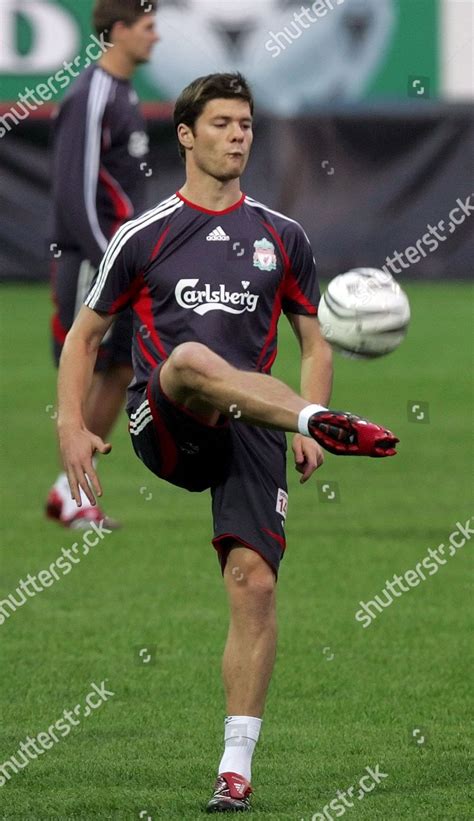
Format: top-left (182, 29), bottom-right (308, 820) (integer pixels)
top-left (309, 411), bottom-right (399, 457)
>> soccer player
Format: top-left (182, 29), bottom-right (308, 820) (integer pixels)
top-left (47, 0), bottom-right (159, 528)
top-left (57, 73), bottom-right (398, 812)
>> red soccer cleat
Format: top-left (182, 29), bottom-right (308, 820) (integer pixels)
top-left (206, 772), bottom-right (252, 813)
top-left (45, 488), bottom-right (121, 530)
top-left (309, 410), bottom-right (399, 457)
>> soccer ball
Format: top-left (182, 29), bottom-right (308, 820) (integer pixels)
top-left (318, 268), bottom-right (410, 359)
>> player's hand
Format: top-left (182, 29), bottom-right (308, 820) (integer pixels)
top-left (309, 410), bottom-right (399, 457)
top-left (292, 434), bottom-right (324, 484)
top-left (58, 426), bottom-right (112, 506)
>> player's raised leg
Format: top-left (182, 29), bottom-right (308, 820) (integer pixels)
top-left (160, 341), bottom-right (399, 457)
top-left (207, 545), bottom-right (276, 813)
top-left (161, 341), bottom-right (307, 428)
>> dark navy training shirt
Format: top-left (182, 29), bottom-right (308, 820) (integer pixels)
top-left (52, 64), bottom-right (149, 268)
top-left (85, 192), bottom-right (320, 410)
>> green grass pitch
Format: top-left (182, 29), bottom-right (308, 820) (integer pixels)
top-left (0, 282), bottom-right (472, 820)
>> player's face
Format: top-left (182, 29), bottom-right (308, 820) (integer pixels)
top-left (123, 14), bottom-right (160, 65)
top-left (189, 99), bottom-right (253, 183)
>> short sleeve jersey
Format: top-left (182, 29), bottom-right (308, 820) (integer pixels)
top-left (52, 64), bottom-right (149, 268)
top-left (85, 192), bottom-right (320, 410)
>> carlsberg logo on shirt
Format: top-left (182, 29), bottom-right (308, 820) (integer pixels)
top-left (175, 279), bottom-right (259, 315)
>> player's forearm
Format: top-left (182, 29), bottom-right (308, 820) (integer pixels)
top-left (300, 345), bottom-right (333, 407)
top-left (57, 335), bottom-right (98, 431)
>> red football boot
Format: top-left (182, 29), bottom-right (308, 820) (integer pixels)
top-left (309, 410), bottom-right (399, 457)
top-left (45, 488), bottom-right (121, 530)
top-left (206, 772), bottom-right (252, 813)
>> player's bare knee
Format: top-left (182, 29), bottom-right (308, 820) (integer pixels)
top-left (168, 341), bottom-right (215, 389)
top-left (246, 571), bottom-right (275, 606)
top-left (226, 549), bottom-right (276, 603)
top-left (234, 575), bottom-right (275, 625)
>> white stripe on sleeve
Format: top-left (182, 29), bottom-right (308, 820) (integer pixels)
top-left (84, 69), bottom-right (113, 254)
top-left (85, 196), bottom-right (183, 309)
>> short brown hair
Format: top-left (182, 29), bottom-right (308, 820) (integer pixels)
top-left (174, 73), bottom-right (254, 162)
top-left (93, 0), bottom-right (157, 37)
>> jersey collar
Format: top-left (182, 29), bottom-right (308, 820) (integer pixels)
top-left (176, 191), bottom-right (246, 215)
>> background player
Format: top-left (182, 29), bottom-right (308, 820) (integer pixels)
top-left (56, 73), bottom-right (398, 812)
top-left (47, 0), bottom-right (159, 528)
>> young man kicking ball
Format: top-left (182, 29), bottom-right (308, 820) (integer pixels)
top-left (57, 73), bottom-right (398, 812)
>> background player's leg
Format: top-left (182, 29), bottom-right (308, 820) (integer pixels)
top-left (216, 545), bottom-right (277, 783)
top-left (161, 342), bottom-right (310, 430)
top-left (48, 364), bottom-right (132, 528)
top-left (54, 365), bottom-right (131, 489)
top-left (85, 364), bottom-right (133, 439)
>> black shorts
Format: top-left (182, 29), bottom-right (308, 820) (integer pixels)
top-left (128, 365), bottom-right (288, 577)
top-left (51, 250), bottom-right (132, 371)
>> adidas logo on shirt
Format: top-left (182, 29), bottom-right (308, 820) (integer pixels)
top-left (206, 226), bottom-right (230, 241)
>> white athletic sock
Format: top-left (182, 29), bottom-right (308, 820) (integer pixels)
top-left (298, 403), bottom-right (328, 436)
top-left (53, 471), bottom-right (95, 519)
top-left (218, 716), bottom-right (262, 783)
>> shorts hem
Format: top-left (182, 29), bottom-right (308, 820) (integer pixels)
top-left (212, 533), bottom-right (280, 579)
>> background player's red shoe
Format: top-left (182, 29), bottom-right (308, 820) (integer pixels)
top-left (45, 488), bottom-right (121, 530)
top-left (309, 410), bottom-right (399, 457)
top-left (206, 772), bottom-right (252, 813)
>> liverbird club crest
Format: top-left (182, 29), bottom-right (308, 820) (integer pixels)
top-left (253, 238), bottom-right (277, 272)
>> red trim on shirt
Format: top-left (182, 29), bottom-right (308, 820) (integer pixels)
top-left (137, 331), bottom-right (158, 368)
top-left (99, 167), bottom-right (133, 237)
top-left (282, 269), bottom-right (317, 315)
top-left (133, 281), bottom-right (168, 361)
top-left (148, 226), bottom-right (171, 264)
top-left (262, 347), bottom-right (278, 373)
top-left (263, 222), bottom-right (317, 315)
top-left (108, 271), bottom-right (145, 314)
top-left (51, 313), bottom-right (68, 345)
top-left (176, 191), bottom-right (246, 215)
top-left (255, 286), bottom-right (282, 372)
